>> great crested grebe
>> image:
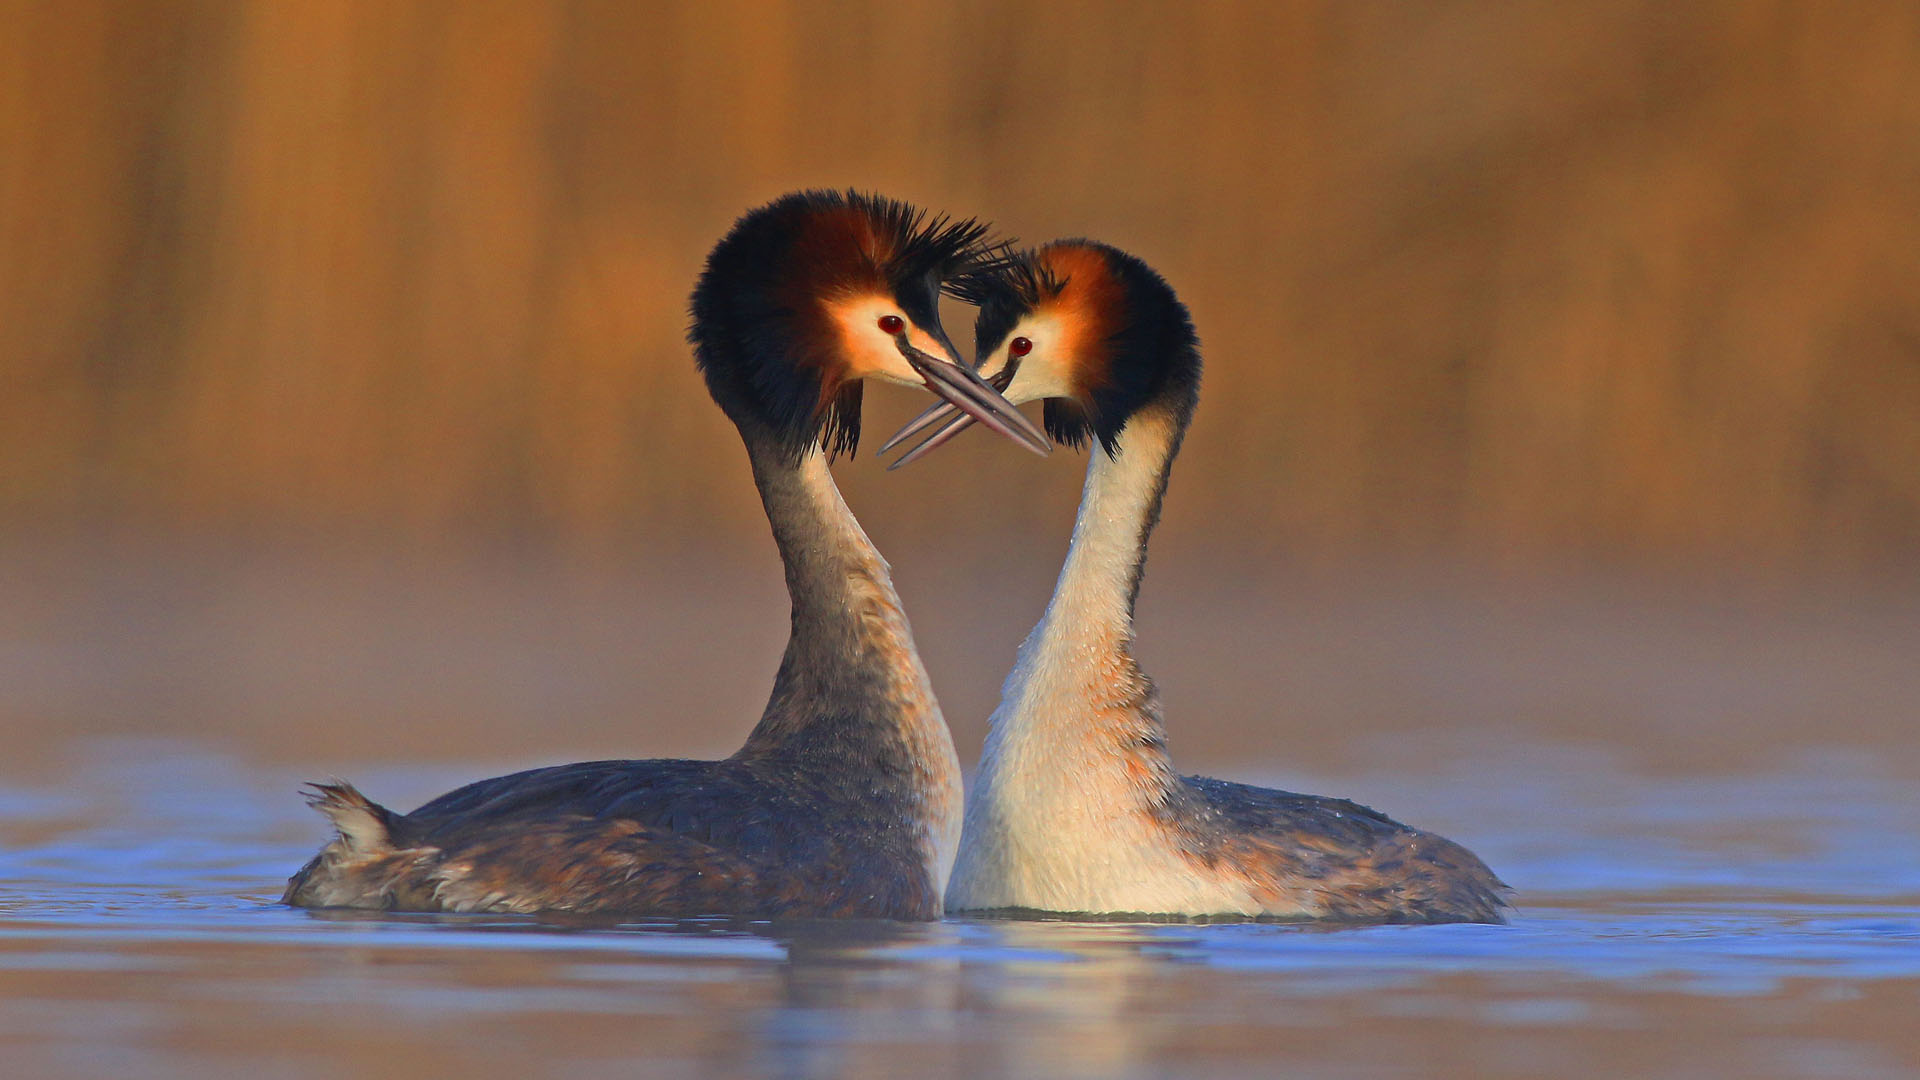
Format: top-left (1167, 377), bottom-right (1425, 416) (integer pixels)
top-left (883, 241), bottom-right (1508, 922)
top-left (283, 190), bottom-right (1050, 919)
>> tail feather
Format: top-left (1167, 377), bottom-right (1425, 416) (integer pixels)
top-left (286, 780), bottom-right (437, 909)
top-left (302, 780), bottom-right (396, 855)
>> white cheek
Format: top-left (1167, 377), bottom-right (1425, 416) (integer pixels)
top-left (830, 300), bottom-right (925, 385)
top-left (999, 314), bottom-right (1079, 405)
top-left (1006, 354), bottom-right (1077, 404)
top-left (860, 336), bottom-right (922, 385)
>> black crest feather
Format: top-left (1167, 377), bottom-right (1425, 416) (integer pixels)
top-left (688, 190), bottom-right (998, 461)
top-left (943, 242), bottom-right (1051, 308)
top-left (960, 241), bottom-right (1200, 456)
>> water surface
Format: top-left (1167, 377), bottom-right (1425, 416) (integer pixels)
top-left (1, 740), bottom-right (1914, 1079)
top-left (5, 553), bottom-right (1918, 1076)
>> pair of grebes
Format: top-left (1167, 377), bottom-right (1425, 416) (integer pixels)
top-left (285, 191), bottom-right (1507, 923)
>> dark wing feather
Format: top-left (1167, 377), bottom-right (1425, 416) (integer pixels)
top-left (291, 759), bottom-right (941, 919)
top-left (1179, 775), bottom-right (1510, 924)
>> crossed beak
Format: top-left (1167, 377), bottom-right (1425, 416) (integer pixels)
top-left (889, 336), bottom-right (1047, 461)
top-left (878, 356), bottom-right (1023, 470)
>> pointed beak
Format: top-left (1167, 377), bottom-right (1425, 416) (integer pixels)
top-left (878, 362), bottom-right (1024, 469)
top-left (882, 406), bottom-right (979, 471)
top-left (891, 336), bottom-right (1049, 458)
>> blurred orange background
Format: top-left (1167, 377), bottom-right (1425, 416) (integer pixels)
top-left (3, 2), bottom-right (1917, 775)
top-left (8, 0), bottom-right (1918, 563)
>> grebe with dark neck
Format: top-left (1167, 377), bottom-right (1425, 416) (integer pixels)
top-left (283, 191), bottom-right (1048, 920)
top-left (886, 241), bottom-right (1507, 922)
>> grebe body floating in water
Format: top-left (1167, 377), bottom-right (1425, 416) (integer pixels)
top-left (885, 242), bottom-right (1507, 923)
top-left (283, 191), bottom-right (1048, 919)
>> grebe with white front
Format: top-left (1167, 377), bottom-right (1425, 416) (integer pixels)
top-left (885, 241), bottom-right (1507, 922)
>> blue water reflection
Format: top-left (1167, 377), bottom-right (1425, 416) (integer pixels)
top-left (1, 738), bottom-right (1915, 1000)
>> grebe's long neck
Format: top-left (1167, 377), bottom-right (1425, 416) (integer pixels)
top-left (979, 404), bottom-right (1187, 793)
top-left (732, 435), bottom-right (963, 879)
top-left (737, 439), bottom-right (948, 764)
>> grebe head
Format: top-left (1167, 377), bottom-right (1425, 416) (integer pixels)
top-left (690, 190), bottom-right (1049, 461)
top-left (882, 240), bottom-right (1201, 466)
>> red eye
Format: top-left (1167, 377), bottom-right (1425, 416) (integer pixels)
top-left (1009, 336), bottom-right (1033, 357)
top-left (878, 314), bottom-right (905, 335)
